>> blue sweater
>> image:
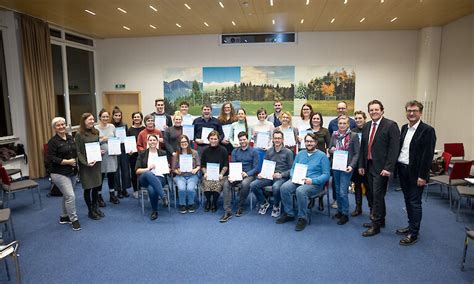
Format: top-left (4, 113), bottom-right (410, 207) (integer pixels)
top-left (231, 146), bottom-right (260, 176)
top-left (290, 149), bottom-right (330, 186)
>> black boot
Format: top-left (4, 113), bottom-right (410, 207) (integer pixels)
top-left (204, 198), bottom-right (211, 212)
top-left (98, 194), bottom-right (106, 207)
top-left (211, 192), bottom-right (219, 212)
top-left (110, 192), bottom-right (120, 204)
top-left (118, 190), bottom-right (124, 199)
top-left (122, 189), bottom-right (130, 198)
top-left (88, 206), bottom-right (100, 220)
top-left (93, 204), bottom-right (105, 218)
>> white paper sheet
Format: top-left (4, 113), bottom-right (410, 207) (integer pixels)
top-left (298, 130), bottom-right (309, 149)
top-left (107, 137), bottom-right (122, 155)
top-left (256, 132), bottom-right (270, 149)
top-left (148, 153), bottom-right (169, 176)
top-left (229, 162), bottom-right (243, 181)
top-left (154, 116), bottom-right (167, 131)
top-left (222, 124), bottom-right (232, 140)
top-left (332, 150), bottom-right (348, 171)
top-left (183, 125), bottom-right (194, 140)
top-left (115, 127), bottom-right (126, 142)
top-left (206, 163), bottom-right (220, 181)
top-left (260, 159), bottom-right (276, 180)
top-left (179, 154), bottom-right (193, 173)
top-left (201, 127), bottom-right (213, 144)
top-left (85, 142), bottom-right (102, 163)
top-left (291, 163), bottom-right (308, 184)
top-left (124, 136), bottom-right (137, 153)
top-left (282, 128), bottom-right (296, 147)
top-left (182, 115), bottom-right (194, 126)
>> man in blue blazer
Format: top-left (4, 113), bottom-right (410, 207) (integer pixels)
top-left (396, 100), bottom-right (436, 245)
top-left (358, 100), bottom-right (400, 237)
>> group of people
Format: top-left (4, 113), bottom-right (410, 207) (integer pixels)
top-left (46, 98), bottom-right (436, 246)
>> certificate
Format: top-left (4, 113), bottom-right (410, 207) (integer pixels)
top-left (260, 159), bottom-right (276, 180)
top-left (298, 130), bottom-right (309, 149)
top-left (282, 128), bottom-right (296, 147)
top-left (183, 125), bottom-right (194, 140)
top-left (108, 137), bottom-right (121, 155)
top-left (154, 116), bottom-right (167, 131)
top-left (85, 142), bottom-right (102, 163)
top-left (115, 127), bottom-right (126, 142)
top-left (182, 115), bottom-right (193, 126)
top-left (222, 124), bottom-right (232, 140)
top-left (148, 154), bottom-right (169, 176)
top-left (229, 162), bottom-right (243, 181)
top-left (291, 163), bottom-right (308, 184)
top-left (124, 136), bottom-right (137, 153)
top-left (332, 150), bottom-right (348, 171)
top-left (179, 154), bottom-right (193, 173)
top-left (201, 127), bottom-right (213, 144)
top-left (206, 163), bottom-right (220, 181)
top-left (256, 132), bottom-right (270, 149)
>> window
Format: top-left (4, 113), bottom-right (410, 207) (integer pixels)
top-left (50, 28), bottom-right (96, 126)
top-left (0, 31), bottom-right (13, 137)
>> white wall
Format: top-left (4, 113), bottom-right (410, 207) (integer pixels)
top-left (0, 11), bottom-right (27, 150)
top-left (436, 13), bottom-right (473, 159)
top-left (96, 30), bottom-right (419, 126)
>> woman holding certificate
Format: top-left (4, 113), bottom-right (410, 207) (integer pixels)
top-left (275, 111), bottom-right (298, 151)
top-left (135, 134), bottom-right (169, 220)
top-left (127, 112), bottom-right (145, 198)
top-left (308, 112), bottom-right (331, 155)
top-left (172, 135), bottom-right (201, 214)
top-left (46, 117), bottom-right (81, 230)
top-left (112, 106), bottom-right (131, 199)
top-left (95, 109), bottom-right (120, 206)
top-left (217, 102), bottom-right (237, 155)
top-left (75, 113), bottom-right (104, 220)
top-left (251, 108), bottom-right (274, 171)
top-left (200, 130), bottom-right (229, 212)
top-left (164, 112), bottom-right (183, 160)
top-left (229, 108), bottom-right (249, 148)
top-left (328, 115), bottom-right (360, 225)
top-left (297, 103), bottom-right (313, 132)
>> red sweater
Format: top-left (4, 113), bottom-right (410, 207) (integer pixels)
top-left (137, 128), bottom-right (163, 151)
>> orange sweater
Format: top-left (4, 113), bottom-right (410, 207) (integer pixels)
top-left (136, 128), bottom-right (163, 151)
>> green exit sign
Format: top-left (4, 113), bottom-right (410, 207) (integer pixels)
top-left (115, 84), bottom-right (126, 89)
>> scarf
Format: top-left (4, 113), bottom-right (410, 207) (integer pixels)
top-left (334, 129), bottom-right (351, 151)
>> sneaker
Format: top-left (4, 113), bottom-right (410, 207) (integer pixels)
top-left (59, 216), bottom-right (71, 224)
top-left (132, 191), bottom-right (139, 199)
top-left (180, 205), bottom-right (187, 214)
top-left (258, 202), bottom-right (271, 215)
top-left (331, 201), bottom-right (338, 209)
top-left (219, 212), bottom-right (232, 223)
top-left (271, 206), bottom-right (281, 218)
top-left (236, 208), bottom-right (243, 217)
top-left (188, 205), bottom-right (196, 213)
top-left (295, 218), bottom-right (308, 231)
top-left (276, 213), bottom-right (295, 224)
top-left (71, 220), bottom-right (81, 231)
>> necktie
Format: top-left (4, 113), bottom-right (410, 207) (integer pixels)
top-left (367, 122), bottom-right (377, 160)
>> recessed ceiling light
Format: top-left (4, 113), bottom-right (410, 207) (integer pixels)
top-left (84, 9), bottom-right (96, 16)
top-left (360, 17), bottom-right (365, 23)
top-left (232, 21), bottom-right (236, 26)
top-left (184, 3), bottom-right (191, 10)
top-left (344, 0), bottom-right (348, 4)
top-left (270, 0), bottom-right (274, 6)
top-left (176, 23), bottom-right (182, 28)
top-left (272, 19), bottom-right (275, 25)
top-left (204, 22), bottom-right (209, 27)
top-left (306, 0), bottom-right (310, 5)
top-left (149, 24), bottom-right (157, 29)
top-left (219, 1), bottom-right (224, 8)
top-left (123, 26), bottom-right (130, 30)
top-left (331, 18), bottom-right (335, 23)
top-left (380, 0), bottom-right (384, 3)
top-left (300, 18), bottom-right (304, 24)
top-left (117, 8), bottom-right (127, 13)
top-left (149, 5), bottom-right (158, 12)
top-left (390, 16), bottom-right (398, 22)
top-left (242, 2), bottom-right (249, 7)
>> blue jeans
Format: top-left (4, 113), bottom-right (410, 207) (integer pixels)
top-left (280, 179), bottom-right (323, 219)
top-left (250, 177), bottom-right (287, 206)
top-left (139, 171), bottom-right (165, 211)
top-left (174, 174), bottom-right (198, 206)
top-left (333, 170), bottom-right (352, 215)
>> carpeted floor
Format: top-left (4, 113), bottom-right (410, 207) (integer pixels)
top-left (2, 178), bottom-right (474, 283)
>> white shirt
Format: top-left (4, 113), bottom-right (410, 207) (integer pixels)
top-left (368, 117), bottom-right (382, 140)
top-left (397, 120), bottom-right (420, 165)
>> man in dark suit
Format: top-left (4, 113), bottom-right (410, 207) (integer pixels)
top-left (396, 100), bottom-right (436, 245)
top-left (359, 100), bottom-right (400, 237)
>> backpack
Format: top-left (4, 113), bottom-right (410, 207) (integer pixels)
top-left (430, 156), bottom-right (445, 176)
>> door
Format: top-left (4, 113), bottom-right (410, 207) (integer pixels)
top-left (102, 91), bottom-right (141, 127)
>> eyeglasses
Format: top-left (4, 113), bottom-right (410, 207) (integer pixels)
top-left (304, 140), bottom-right (315, 143)
top-left (406, 109), bottom-right (420, 113)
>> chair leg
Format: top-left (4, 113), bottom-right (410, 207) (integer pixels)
top-left (326, 189), bottom-right (331, 217)
top-left (9, 216), bottom-right (15, 240)
top-left (4, 256), bottom-right (10, 281)
top-left (12, 251), bottom-right (20, 284)
top-left (462, 235), bottom-right (469, 271)
top-left (457, 194), bottom-right (462, 222)
top-left (37, 186), bottom-right (43, 209)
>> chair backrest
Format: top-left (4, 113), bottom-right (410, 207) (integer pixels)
top-left (441, 152), bottom-right (453, 173)
top-left (444, 143), bottom-right (464, 159)
top-left (449, 160), bottom-right (473, 180)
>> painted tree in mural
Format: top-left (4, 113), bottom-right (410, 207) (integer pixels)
top-left (191, 80), bottom-right (202, 106)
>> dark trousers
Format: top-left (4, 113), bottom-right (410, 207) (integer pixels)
top-left (115, 152), bottom-right (131, 191)
top-left (367, 161), bottom-right (388, 227)
top-left (398, 163), bottom-right (423, 237)
top-left (352, 172), bottom-right (372, 210)
top-left (130, 153), bottom-right (139, 192)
